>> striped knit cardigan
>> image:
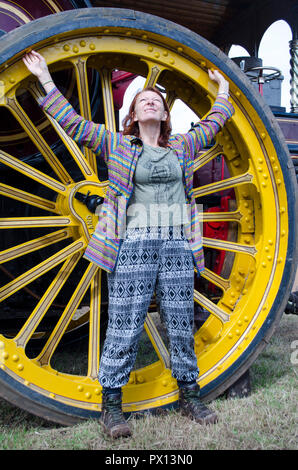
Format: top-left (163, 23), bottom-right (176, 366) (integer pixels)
top-left (40, 88), bottom-right (234, 275)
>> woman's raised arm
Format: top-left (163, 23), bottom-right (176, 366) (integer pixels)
top-left (22, 50), bottom-right (118, 161)
top-left (179, 69), bottom-right (234, 156)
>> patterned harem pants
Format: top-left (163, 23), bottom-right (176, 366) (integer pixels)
top-left (98, 226), bottom-right (199, 389)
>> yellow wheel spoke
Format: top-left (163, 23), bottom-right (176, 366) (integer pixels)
top-left (166, 90), bottom-right (177, 111)
top-left (143, 60), bottom-right (168, 88)
top-left (4, 95), bottom-right (73, 184)
top-left (201, 267), bottom-right (231, 291)
top-left (0, 228), bottom-right (71, 263)
top-left (201, 210), bottom-right (242, 223)
top-left (14, 252), bottom-right (82, 348)
top-left (36, 263), bottom-right (98, 367)
top-left (87, 269), bottom-right (102, 379)
top-left (28, 82), bottom-right (96, 180)
top-left (0, 183), bottom-right (58, 213)
top-left (0, 149), bottom-right (67, 194)
top-left (194, 172), bottom-right (253, 197)
top-left (144, 312), bottom-right (171, 369)
top-left (0, 238), bottom-right (85, 302)
top-left (203, 237), bottom-right (257, 257)
top-left (0, 216), bottom-right (74, 228)
top-left (194, 290), bottom-right (230, 323)
top-left (100, 68), bottom-right (116, 132)
top-left (70, 57), bottom-right (97, 173)
top-left (194, 143), bottom-right (223, 171)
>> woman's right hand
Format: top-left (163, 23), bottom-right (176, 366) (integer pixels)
top-left (23, 51), bottom-right (49, 79)
top-left (23, 50), bottom-right (55, 93)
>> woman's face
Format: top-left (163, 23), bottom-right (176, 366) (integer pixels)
top-left (133, 90), bottom-right (168, 124)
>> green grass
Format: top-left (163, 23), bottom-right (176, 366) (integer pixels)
top-left (0, 313), bottom-right (297, 450)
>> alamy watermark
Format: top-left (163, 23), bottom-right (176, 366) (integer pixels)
top-left (94, 198), bottom-right (204, 240)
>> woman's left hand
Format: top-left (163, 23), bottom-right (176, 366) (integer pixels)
top-left (208, 69), bottom-right (229, 96)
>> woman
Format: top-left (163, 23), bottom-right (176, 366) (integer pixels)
top-left (23, 50), bottom-right (234, 438)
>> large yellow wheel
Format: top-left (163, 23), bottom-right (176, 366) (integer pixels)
top-left (0, 8), bottom-right (297, 424)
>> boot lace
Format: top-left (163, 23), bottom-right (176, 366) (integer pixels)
top-left (105, 397), bottom-right (125, 425)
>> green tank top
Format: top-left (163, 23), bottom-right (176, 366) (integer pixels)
top-left (126, 143), bottom-right (189, 228)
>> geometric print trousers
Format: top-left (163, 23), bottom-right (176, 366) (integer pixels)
top-left (98, 226), bottom-right (199, 389)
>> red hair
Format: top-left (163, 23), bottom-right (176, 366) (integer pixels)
top-left (122, 86), bottom-right (172, 147)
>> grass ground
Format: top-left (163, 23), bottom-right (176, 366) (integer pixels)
top-left (0, 313), bottom-right (297, 450)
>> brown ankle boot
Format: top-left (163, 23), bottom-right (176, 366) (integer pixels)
top-left (179, 383), bottom-right (218, 425)
top-left (101, 392), bottom-right (132, 438)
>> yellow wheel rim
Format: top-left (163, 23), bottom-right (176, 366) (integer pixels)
top-left (0, 8), bottom-right (296, 423)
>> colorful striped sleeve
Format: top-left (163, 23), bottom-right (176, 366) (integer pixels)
top-left (181, 96), bottom-right (235, 158)
top-left (39, 87), bottom-right (117, 162)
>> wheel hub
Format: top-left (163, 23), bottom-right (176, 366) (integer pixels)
top-left (68, 181), bottom-right (104, 240)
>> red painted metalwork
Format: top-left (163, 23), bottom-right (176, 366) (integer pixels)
top-left (203, 196), bottom-right (230, 278)
top-left (111, 70), bottom-right (136, 110)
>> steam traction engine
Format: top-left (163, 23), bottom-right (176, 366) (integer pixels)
top-left (0, 1), bottom-right (297, 424)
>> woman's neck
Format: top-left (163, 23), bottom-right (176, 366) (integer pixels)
top-left (138, 121), bottom-right (161, 147)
